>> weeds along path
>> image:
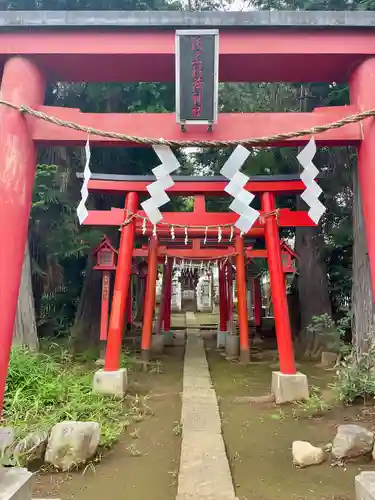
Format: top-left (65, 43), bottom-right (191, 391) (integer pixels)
top-left (33, 347), bottom-right (184, 500)
top-left (206, 340), bottom-right (374, 500)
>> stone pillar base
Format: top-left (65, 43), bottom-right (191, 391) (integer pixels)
top-left (355, 471), bottom-right (375, 500)
top-left (271, 371), bottom-right (309, 404)
top-left (93, 368), bottom-right (128, 398)
top-left (225, 334), bottom-right (239, 358)
top-left (163, 330), bottom-right (174, 346)
top-left (321, 351), bottom-right (338, 367)
top-left (239, 349), bottom-right (250, 363)
top-left (141, 349), bottom-right (151, 363)
top-left (151, 334), bottom-right (164, 355)
top-left (174, 330), bottom-right (186, 346)
top-left (0, 466), bottom-right (33, 500)
top-left (217, 330), bottom-right (227, 349)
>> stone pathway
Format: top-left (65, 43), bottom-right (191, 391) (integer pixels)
top-left (176, 313), bottom-right (236, 500)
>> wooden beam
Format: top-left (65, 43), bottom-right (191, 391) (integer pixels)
top-left (0, 29), bottom-right (375, 82)
top-left (87, 178), bottom-right (306, 195)
top-left (29, 105), bottom-right (361, 147)
top-left (83, 208), bottom-right (316, 234)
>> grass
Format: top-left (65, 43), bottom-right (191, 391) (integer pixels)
top-left (3, 346), bottom-right (136, 449)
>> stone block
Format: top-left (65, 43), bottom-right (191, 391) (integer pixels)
top-left (151, 334), bottom-right (164, 355)
top-left (13, 430), bottom-right (49, 464)
top-left (163, 330), bottom-right (174, 346)
top-left (321, 351), bottom-right (338, 367)
top-left (93, 368), bottom-right (128, 397)
top-left (271, 371), bottom-right (309, 404)
top-left (0, 466), bottom-right (33, 500)
top-left (45, 421), bottom-right (100, 472)
top-left (0, 427), bottom-right (15, 454)
top-left (217, 331), bottom-right (227, 349)
top-left (225, 335), bottom-right (239, 358)
top-left (174, 330), bottom-right (186, 346)
top-left (332, 424), bottom-right (374, 459)
top-left (239, 349), bottom-right (250, 364)
top-left (356, 471), bottom-right (375, 500)
top-left (292, 440), bottom-right (326, 468)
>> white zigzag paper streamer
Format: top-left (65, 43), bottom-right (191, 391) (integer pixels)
top-left (297, 138), bottom-right (326, 224)
top-left (141, 145), bottom-right (181, 225)
top-left (220, 145), bottom-right (260, 233)
top-left (77, 139), bottom-right (91, 225)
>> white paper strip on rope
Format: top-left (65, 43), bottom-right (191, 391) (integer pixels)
top-left (220, 145), bottom-right (260, 233)
top-left (297, 138), bottom-right (326, 224)
top-left (141, 145), bottom-right (181, 225)
top-left (77, 139), bottom-right (91, 225)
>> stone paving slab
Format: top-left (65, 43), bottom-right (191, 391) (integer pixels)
top-left (177, 326), bottom-right (236, 500)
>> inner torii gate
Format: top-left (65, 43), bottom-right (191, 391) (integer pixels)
top-left (133, 237), bottom-right (296, 343)
top-left (2, 10), bottom-right (375, 413)
top-left (82, 173), bottom-right (313, 369)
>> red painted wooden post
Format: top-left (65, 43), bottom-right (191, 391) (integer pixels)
top-left (105, 192), bottom-right (138, 371)
top-left (262, 192), bottom-right (296, 375)
top-left (163, 258), bottom-right (173, 332)
top-left (350, 58), bottom-right (375, 298)
top-left (219, 263), bottom-right (228, 332)
top-left (253, 277), bottom-right (262, 328)
top-left (235, 236), bottom-right (250, 362)
top-left (226, 262), bottom-right (234, 334)
top-left (100, 271), bottom-right (111, 341)
top-left (0, 57), bottom-right (45, 417)
top-left (141, 236), bottom-right (159, 361)
top-left (156, 263), bottom-right (167, 335)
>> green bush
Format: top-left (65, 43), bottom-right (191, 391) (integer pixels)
top-left (306, 313), bottom-right (350, 354)
top-left (4, 347), bottom-right (133, 448)
top-left (335, 348), bottom-right (375, 405)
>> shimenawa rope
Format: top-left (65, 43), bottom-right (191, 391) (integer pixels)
top-left (1, 98), bottom-right (372, 148)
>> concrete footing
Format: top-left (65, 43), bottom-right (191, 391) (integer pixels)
top-left (239, 349), bottom-right (250, 363)
top-left (174, 330), bottom-right (186, 346)
top-left (0, 466), bottom-right (32, 500)
top-left (163, 330), bottom-right (174, 346)
top-left (320, 351), bottom-right (338, 367)
top-left (217, 330), bottom-right (227, 349)
top-left (355, 471), bottom-right (375, 500)
top-left (93, 368), bottom-right (128, 398)
top-left (225, 334), bottom-right (239, 358)
top-left (271, 371), bottom-right (309, 404)
top-left (151, 334), bottom-right (164, 355)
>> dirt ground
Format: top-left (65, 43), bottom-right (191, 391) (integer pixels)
top-left (206, 340), bottom-right (375, 500)
top-left (32, 347), bottom-right (184, 500)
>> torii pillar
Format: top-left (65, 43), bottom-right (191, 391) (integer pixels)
top-left (163, 258), bottom-right (174, 346)
top-left (262, 192), bottom-right (309, 403)
top-left (93, 192), bottom-right (138, 397)
top-left (217, 262), bottom-right (228, 348)
top-left (350, 58), bottom-right (375, 298)
top-left (0, 57), bottom-right (45, 417)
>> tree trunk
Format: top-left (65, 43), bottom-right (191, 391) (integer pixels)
top-left (287, 287), bottom-right (301, 339)
top-left (295, 226), bottom-right (332, 358)
top-left (351, 165), bottom-right (375, 358)
top-left (13, 243), bottom-right (38, 350)
top-left (71, 255), bottom-right (102, 350)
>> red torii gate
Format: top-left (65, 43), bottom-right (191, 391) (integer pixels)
top-left (81, 174), bottom-right (312, 367)
top-left (132, 238), bottom-right (296, 339)
top-left (2, 10), bottom-right (375, 412)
